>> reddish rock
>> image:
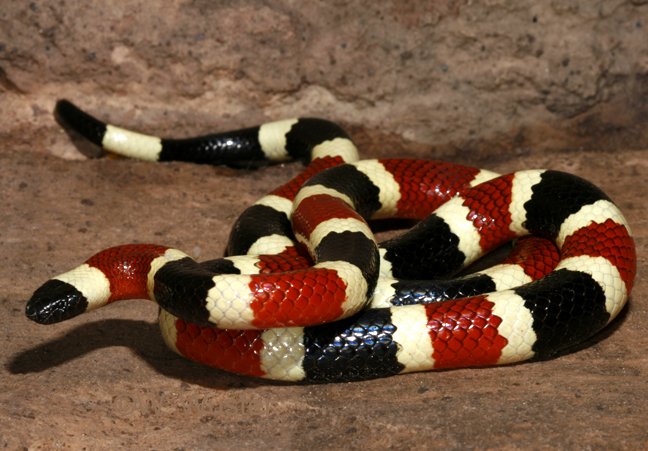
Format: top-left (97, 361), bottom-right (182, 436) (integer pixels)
top-left (1, 1), bottom-right (647, 448)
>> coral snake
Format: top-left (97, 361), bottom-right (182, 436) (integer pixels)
top-left (26, 100), bottom-right (636, 383)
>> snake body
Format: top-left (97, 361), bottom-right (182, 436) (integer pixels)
top-left (26, 100), bottom-right (636, 382)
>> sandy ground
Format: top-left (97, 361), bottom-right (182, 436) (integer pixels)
top-left (1, 123), bottom-right (646, 449)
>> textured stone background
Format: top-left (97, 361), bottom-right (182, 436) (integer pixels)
top-left (2, 1), bottom-right (648, 449)
top-left (2, 0), bottom-right (648, 159)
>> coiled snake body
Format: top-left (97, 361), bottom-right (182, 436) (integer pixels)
top-left (26, 100), bottom-right (636, 383)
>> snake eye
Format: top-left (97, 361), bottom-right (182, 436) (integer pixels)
top-left (25, 280), bottom-right (88, 324)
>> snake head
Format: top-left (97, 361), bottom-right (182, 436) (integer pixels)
top-left (25, 280), bottom-right (88, 324)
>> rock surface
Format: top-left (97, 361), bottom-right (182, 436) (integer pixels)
top-left (2, 1), bottom-right (648, 159)
top-left (1, 1), bottom-right (647, 449)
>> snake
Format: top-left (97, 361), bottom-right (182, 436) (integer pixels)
top-left (25, 100), bottom-right (636, 383)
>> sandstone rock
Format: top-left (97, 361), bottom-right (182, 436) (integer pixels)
top-left (2, 2), bottom-right (648, 449)
top-left (1, 1), bottom-right (647, 160)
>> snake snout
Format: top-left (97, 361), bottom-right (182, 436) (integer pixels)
top-left (25, 280), bottom-right (88, 324)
